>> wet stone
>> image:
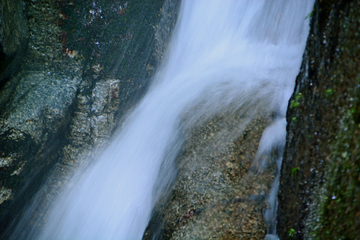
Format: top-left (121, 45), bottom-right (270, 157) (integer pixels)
top-left (144, 112), bottom-right (276, 240)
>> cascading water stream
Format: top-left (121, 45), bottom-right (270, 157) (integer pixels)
top-left (15, 1), bottom-right (314, 239)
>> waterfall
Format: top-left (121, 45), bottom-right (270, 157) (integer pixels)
top-left (20, 1), bottom-right (313, 239)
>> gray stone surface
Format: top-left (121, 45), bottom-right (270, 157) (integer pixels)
top-left (0, 0), bottom-right (180, 238)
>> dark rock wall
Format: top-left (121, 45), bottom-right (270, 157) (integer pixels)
top-left (0, 0), bottom-right (28, 87)
top-left (0, 0), bottom-right (180, 238)
top-left (278, 1), bottom-right (360, 239)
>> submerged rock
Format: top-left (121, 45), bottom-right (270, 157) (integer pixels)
top-left (144, 112), bottom-right (277, 239)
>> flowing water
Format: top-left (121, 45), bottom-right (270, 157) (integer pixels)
top-left (18, 0), bottom-right (314, 239)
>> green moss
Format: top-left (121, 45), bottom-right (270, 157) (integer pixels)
top-left (324, 88), bottom-right (334, 98)
top-left (290, 92), bottom-right (302, 109)
top-left (305, 11), bottom-right (313, 20)
top-left (291, 167), bottom-right (299, 178)
top-left (288, 228), bottom-right (296, 238)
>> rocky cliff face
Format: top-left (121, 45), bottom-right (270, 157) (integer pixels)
top-left (278, 1), bottom-right (360, 239)
top-left (0, 0), bottom-right (180, 238)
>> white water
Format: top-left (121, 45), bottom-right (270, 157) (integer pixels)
top-left (31, 1), bottom-right (313, 239)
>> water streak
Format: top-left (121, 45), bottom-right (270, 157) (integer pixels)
top-left (22, 1), bottom-right (313, 239)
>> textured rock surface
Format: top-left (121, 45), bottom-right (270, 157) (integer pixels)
top-left (144, 111), bottom-right (277, 239)
top-left (0, 0), bottom-right (180, 238)
top-left (278, 1), bottom-right (360, 239)
top-left (0, 1), bottom-right (82, 236)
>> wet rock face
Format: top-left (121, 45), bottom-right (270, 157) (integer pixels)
top-left (0, 0), bottom-right (28, 87)
top-left (278, 1), bottom-right (360, 239)
top-left (144, 113), bottom-right (277, 240)
top-left (0, 0), bottom-right (180, 238)
top-left (0, 0), bottom-right (82, 236)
